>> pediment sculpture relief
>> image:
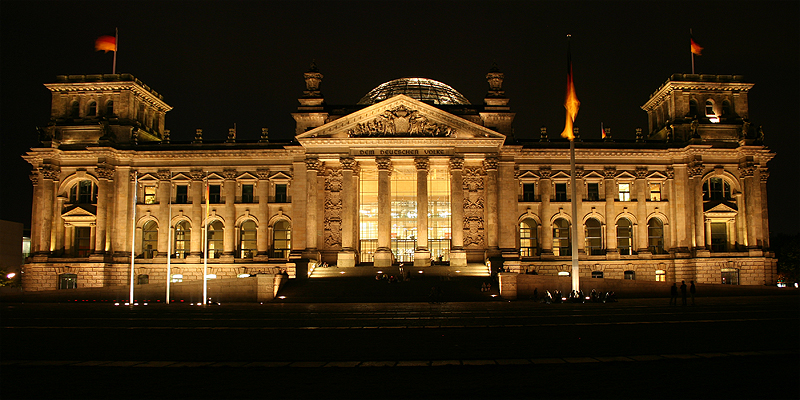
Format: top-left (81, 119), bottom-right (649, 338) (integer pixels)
top-left (347, 105), bottom-right (456, 137)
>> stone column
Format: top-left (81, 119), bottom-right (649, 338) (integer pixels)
top-left (484, 157), bottom-right (499, 253)
top-left (497, 161), bottom-right (517, 254)
top-left (304, 158), bottom-right (322, 259)
top-left (689, 162), bottom-right (707, 253)
top-left (665, 167), bottom-right (678, 252)
top-left (93, 164), bottom-right (114, 256)
top-left (222, 169), bottom-right (237, 261)
top-left (374, 156), bottom-right (393, 267)
top-left (112, 167), bottom-right (131, 257)
top-left (156, 169), bottom-right (171, 259)
top-left (760, 169), bottom-right (770, 249)
top-left (338, 157), bottom-right (358, 267)
top-left (635, 167), bottom-right (650, 255)
top-left (256, 169), bottom-right (270, 259)
top-left (414, 157), bottom-right (430, 266)
top-left (188, 169), bottom-right (204, 260)
top-left (540, 167), bottom-right (553, 257)
top-left (37, 165), bottom-right (59, 255)
top-left (603, 167), bottom-right (616, 257)
top-left (740, 163), bottom-right (762, 249)
top-left (29, 172), bottom-right (41, 256)
top-left (449, 156), bottom-right (467, 267)
top-left (574, 167), bottom-right (585, 255)
top-left (54, 195), bottom-right (67, 256)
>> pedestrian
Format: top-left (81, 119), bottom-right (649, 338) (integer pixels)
top-left (690, 281), bottom-right (696, 305)
top-left (680, 280), bottom-right (687, 306)
top-left (670, 283), bottom-right (678, 305)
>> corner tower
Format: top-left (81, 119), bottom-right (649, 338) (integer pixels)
top-left (641, 74), bottom-right (755, 143)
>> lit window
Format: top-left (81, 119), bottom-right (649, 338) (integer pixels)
top-left (703, 178), bottom-right (731, 201)
top-left (205, 274), bottom-right (217, 280)
top-left (207, 221), bottom-right (223, 258)
top-left (171, 274), bottom-right (183, 283)
top-left (240, 220), bottom-right (257, 258)
top-left (618, 183), bottom-right (631, 201)
top-left (58, 273), bottom-right (78, 289)
top-left (142, 221), bottom-right (158, 259)
top-left (272, 220), bottom-right (291, 258)
top-left (624, 270), bottom-right (636, 280)
top-left (710, 222), bottom-right (728, 252)
top-left (721, 268), bottom-right (738, 285)
top-left (238, 273), bottom-right (251, 278)
top-left (552, 218), bottom-right (571, 256)
top-left (649, 182), bottom-right (662, 201)
top-left (705, 100), bottom-right (714, 116)
top-left (144, 186), bottom-right (157, 204)
top-left (519, 219), bottom-right (538, 257)
top-left (174, 221), bottom-right (190, 258)
top-left (648, 218), bottom-right (665, 254)
top-left (655, 270), bottom-right (666, 282)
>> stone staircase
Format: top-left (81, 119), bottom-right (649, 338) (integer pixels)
top-left (308, 263), bottom-right (491, 279)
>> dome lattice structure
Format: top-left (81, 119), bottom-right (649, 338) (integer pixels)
top-left (357, 77), bottom-right (471, 105)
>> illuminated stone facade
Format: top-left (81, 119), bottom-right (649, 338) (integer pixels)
top-left (21, 68), bottom-right (776, 291)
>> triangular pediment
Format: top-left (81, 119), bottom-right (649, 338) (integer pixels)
top-left (171, 172), bottom-right (192, 182)
top-left (616, 171), bottom-right (636, 180)
top-left (551, 171), bottom-right (572, 180)
top-left (647, 171), bottom-right (668, 180)
top-left (518, 171), bottom-right (539, 180)
top-left (583, 171), bottom-right (605, 180)
top-left (138, 173), bottom-right (159, 182)
top-left (297, 94), bottom-right (506, 141)
top-left (206, 172), bottom-right (224, 181)
top-left (237, 172), bottom-right (258, 181)
top-left (62, 205), bottom-right (97, 226)
top-left (270, 171), bottom-right (292, 181)
top-left (705, 202), bottom-right (738, 214)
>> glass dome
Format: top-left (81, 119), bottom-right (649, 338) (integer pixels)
top-left (357, 77), bottom-right (471, 105)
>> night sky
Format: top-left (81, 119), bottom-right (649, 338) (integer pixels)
top-left (1, 1), bottom-right (798, 235)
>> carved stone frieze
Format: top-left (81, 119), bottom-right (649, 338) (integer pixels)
top-left (256, 168), bottom-right (270, 180)
top-left (157, 169), bottom-right (172, 181)
top-left (325, 168), bottom-right (343, 192)
top-left (463, 166), bottom-right (485, 192)
top-left (688, 162), bottom-right (705, 178)
top-left (666, 166), bottom-right (675, 179)
top-left (323, 188), bottom-right (342, 249)
top-left (539, 166), bottom-right (552, 179)
top-left (635, 167), bottom-right (648, 179)
top-left (340, 157), bottom-right (357, 171)
top-left (189, 168), bottom-right (205, 181)
top-left (738, 162), bottom-right (756, 178)
top-left (603, 166), bottom-right (616, 179)
top-left (449, 156), bottom-right (464, 171)
top-left (347, 105), bottom-right (456, 137)
top-left (759, 169), bottom-right (769, 183)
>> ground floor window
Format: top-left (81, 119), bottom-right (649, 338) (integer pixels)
top-left (271, 220), bottom-right (291, 258)
top-left (721, 268), bottom-right (739, 285)
top-left (429, 239), bottom-right (450, 263)
top-left (58, 273), bottom-right (77, 289)
top-left (624, 270), bottom-right (636, 280)
top-left (557, 271), bottom-right (570, 276)
top-left (137, 274), bottom-right (149, 285)
top-left (171, 274), bottom-right (183, 283)
top-left (360, 239), bottom-right (377, 263)
top-left (655, 269), bottom-right (666, 281)
top-left (591, 271), bottom-right (604, 278)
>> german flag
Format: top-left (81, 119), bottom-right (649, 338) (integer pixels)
top-left (690, 37), bottom-right (703, 56)
top-left (95, 35), bottom-right (116, 52)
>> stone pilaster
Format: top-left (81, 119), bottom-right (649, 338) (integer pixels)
top-left (188, 169), bottom-right (204, 260)
top-left (29, 172), bottom-right (41, 256)
top-left (374, 156), bottom-right (393, 267)
top-left (635, 167), bottom-right (650, 255)
top-left (449, 156), bottom-right (466, 267)
top-left (760, 169), bottom-right (770, 249)
top-left (222, 168), bottom-right (237, 260)
top-left (94, 164), bottom-right (115, 256)
top-left (256, 168), bottom-right (270, 259)
top-left (540, 166), bottom-right (553, 258)
top-left (305, 158), bottom-right (322, 257)
top-left (689, 162), bottom-right (707, 253)
top-left (603, 166), bottom-right (616, 257)
top-left (497, 161), bottom-right (517, 254)
top-left (156, 169), bottom-right (171, 259)
top-left (740, 162), bottom-right (762, 249)
top-left (484, 157), bottom-right (499, 253)
top-left (37, 164), bottom-right (59, 256)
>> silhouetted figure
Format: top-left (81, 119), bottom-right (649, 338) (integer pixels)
top-left (690, 281), bottom-right (696, 305)
top-left (670, 283), bottom-right (678, 305)
top-left (533, 288), bottom-right (539, 301)
top-left (680, 281), bottom-right (687, 306)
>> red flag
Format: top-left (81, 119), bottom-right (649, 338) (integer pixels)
top-left (95, 35), bottom-right (116, 52)
top-left (690, 37), bottom-right (703, 56)
top-left (560, 54), bottom-right (580, 141)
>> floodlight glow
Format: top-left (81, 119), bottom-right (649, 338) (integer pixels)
top-left (340, 271), bottom-right (345, 274)
top-left (6, 272), bottom-right (16, 279)
top-left (278, 296), bottom-right (286, 299)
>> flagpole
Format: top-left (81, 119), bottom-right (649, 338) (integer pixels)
top-left (113, 27), bottom-right (118, 75)
top-left (690, 29), bottom-right (694, 74)
top-left (203, 172), bottom-right (209, 305)
top-left (129, 171), bottom-right (138, 304)
top-left (166, 182), bottom-right (172, 304)
top-left (569, 139), bottom-right (580, 294)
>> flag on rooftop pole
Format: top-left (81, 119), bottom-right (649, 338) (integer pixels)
top-left (601, 122), bottom-right (606, 139)
top-left (690, 29), bottom-right (703, 74)
top-left (94, 28), bottom-right (118, 74)
top-left (561, 34), bottom-right (581, 294)
top-left (129, 171), bottom-right (138, 305)
top-left (203, 173), bottom-right (209, 305)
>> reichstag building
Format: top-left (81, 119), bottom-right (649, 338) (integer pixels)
top-left (22, 64), bottom-right (776, 291)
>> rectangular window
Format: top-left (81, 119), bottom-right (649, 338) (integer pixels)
top-left (721, 268), bottom-right (739, 285)
top-left (587, 183), bottom-right (600, 201)
top-left (74, 227), bottom-right (91, 257)
top-left (655, 270), bottom-right (666, 282)
top-left (649, 182), bottom-right (662, 201)
top-left (58, 274), bottom-right (78, 289)
top-left (624, 270), bottom-right (636, 280)
top-left (618, 183), bottom-right (631, 201)
top-left (710, 222), bottom-right (728, 252)
top-left (209, 184), bottom-right (221, 203)
top-left (522, 183), bottom-right (536, 202)
top-left (591, 271), bottom-right (604, 279)
top-left (144, 186), bottom-right (157, 204)
top-left (241, 184), bottom-right (254, 203)
top-left (274, 184), bottom-right (288, 203)
top-left (175, 185), bottom-right (188, 204)
top-left (554, 183), bottom-right (567, 202)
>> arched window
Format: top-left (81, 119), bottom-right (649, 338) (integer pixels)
top-left (206, 221), bottom-right (224, 258)
top-left (617, 218), bottom-right (633, 255)
top-left (648, 218), bottom-right (665, 254)
top-left (552, 218), bottom-right (571, 256)
top-left (585, 218), bottom-right (603, 255)
top-left (105, 100), bottom-right (114, 116)
top-left (519, 219), bottom-right (538, 257)
top-left (174, 221), bottom-right (190, 258)
top-left (239, 220), bottom-right (257, 258)
top-left (705, 100), bottom-right (715, 116)
top-left (87, 101), bottom-right (97, 117)
top-left (142, 221), bottom-right (158, 259)
top-left (689, 99), bottom-right (698, 118)
top-left (70, 101), bottom-right (80, 118)
top-left (703, 177), bottom-right (732, 201)
top-left (69, 180), bottom-right (98, 204)
top-left (271, 220), bottom-right (291, 258)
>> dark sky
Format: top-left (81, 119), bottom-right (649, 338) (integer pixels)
top-left (1, 0), bottom-right (798, 235)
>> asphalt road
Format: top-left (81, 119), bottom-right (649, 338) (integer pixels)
top-left (2, 296), bottom-right (798, 399)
